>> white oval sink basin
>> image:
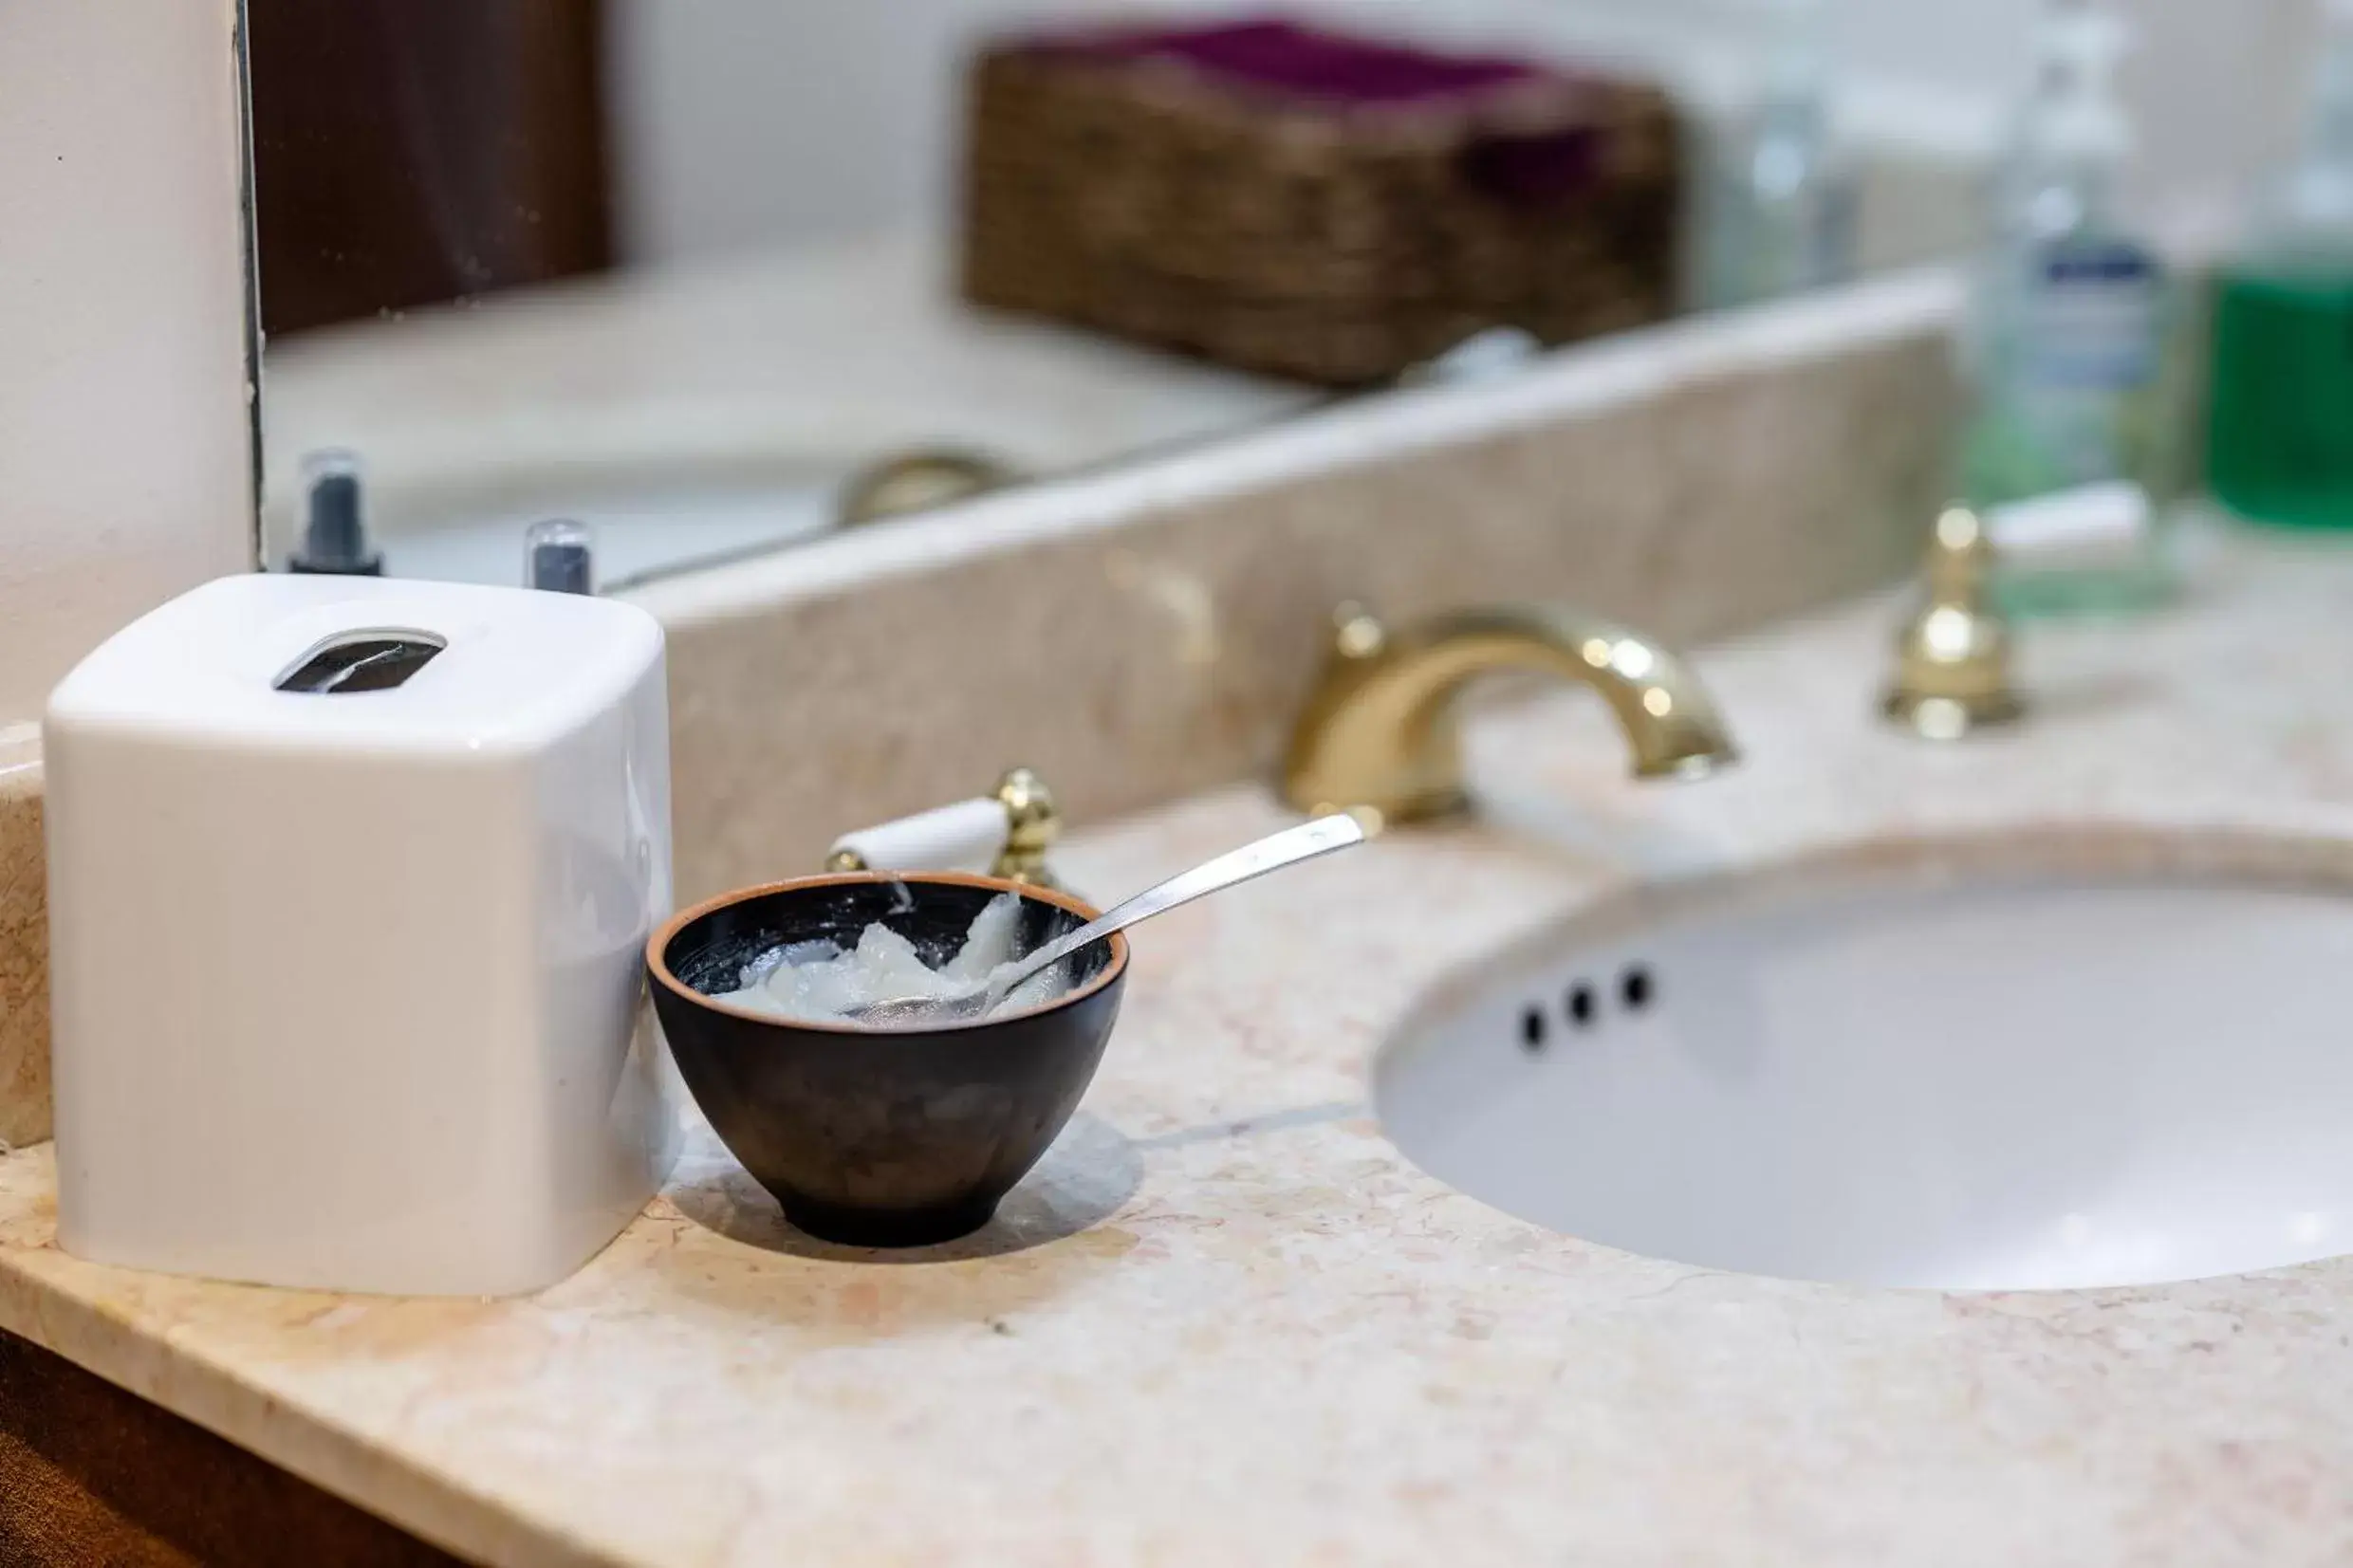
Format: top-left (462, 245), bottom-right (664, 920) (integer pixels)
top-left (1377, 839), bottom-right (2353, 1291)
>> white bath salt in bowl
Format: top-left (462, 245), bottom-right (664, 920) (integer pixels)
top-left (719, 892), bottom-right (1070, 1024)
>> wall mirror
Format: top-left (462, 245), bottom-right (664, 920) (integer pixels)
top-left (246, 1), bottom-right (2009, 593)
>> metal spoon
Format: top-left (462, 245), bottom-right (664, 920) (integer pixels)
top-left (843, 813), bottom-right (1368, 1027)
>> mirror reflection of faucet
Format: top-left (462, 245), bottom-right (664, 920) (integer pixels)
top-left (1282, 601), bottom-right (1739, 827)
top-left (835, 448), bottom-right (1023, 528)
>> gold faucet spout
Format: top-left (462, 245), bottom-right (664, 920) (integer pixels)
top-left (1281, 604), bottom-right (1737, 823)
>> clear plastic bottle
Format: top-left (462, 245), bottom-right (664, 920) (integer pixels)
top-left (1695, 0), bottom-right (1857, 310)
top-left (2205, 0), bottom-right (2353, 529)
top-left (1960, 0), bottom-right (2171, 614)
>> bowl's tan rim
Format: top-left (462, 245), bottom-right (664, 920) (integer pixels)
top-left (645, 870), bottom-right (1130, 1034)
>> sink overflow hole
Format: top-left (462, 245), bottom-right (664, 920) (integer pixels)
top-left (1519, 1005), bottom-right (1547, 1052)
top-left (1621, 965), bottom-right (1656, 1010)
top-left (1566, 984), bottom-right (1598, 1026)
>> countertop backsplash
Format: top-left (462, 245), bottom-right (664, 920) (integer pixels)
top-left (641, 270), bottom-right (1959, 901)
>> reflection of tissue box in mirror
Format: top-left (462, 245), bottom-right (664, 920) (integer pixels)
top-left (44, 575), bottom-right (677, 1296)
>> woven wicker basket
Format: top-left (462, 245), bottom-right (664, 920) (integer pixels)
top-left (960, 23), bottom-right (1682, 387)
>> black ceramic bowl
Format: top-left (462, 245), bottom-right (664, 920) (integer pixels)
top-left (648, 873), bottom-right (1128, 1246)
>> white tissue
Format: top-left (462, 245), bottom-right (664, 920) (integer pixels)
top-left (718, 893), bottom-right (1070, 1024)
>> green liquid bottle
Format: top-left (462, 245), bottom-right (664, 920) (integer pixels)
top-left (2207, 271), bottom-right (2353, 528)
top-left (2204, 0), bottom-right (2353, 531)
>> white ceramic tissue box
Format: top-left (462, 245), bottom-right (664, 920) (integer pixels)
top-left (45, 574), bottom-right (679, 1295)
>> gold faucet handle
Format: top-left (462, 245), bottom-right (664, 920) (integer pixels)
top-left (822, 767), bottom-right (1064, 888)
top-left (1883, 505), bottom-right (2025, 740)
top-left (1923, 505), bottom-right (1995, 598)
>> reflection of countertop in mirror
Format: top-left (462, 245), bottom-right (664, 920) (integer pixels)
top-left (2, 532), bottom-right (2351, 1565)
top-left (259, 230), bottom-right (1317, 577)
top-left (256, 117), bottom-right (1987, 591)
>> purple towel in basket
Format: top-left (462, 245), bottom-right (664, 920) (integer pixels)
top-left (1031, 19), bottom-right (1603, 200)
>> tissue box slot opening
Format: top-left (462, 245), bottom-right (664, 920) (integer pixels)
top-left (274, 630), bottom-right (448, 694)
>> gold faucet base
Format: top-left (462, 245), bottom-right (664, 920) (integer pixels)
top-left (990, 766), bottom-right (1062, 887)
top-left (1881, 687), bottom-right (2025, 742)
top-left (1881, 505), bottom-right (2026, 742)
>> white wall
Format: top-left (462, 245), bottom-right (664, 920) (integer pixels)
top-left (0, 1), bottom-right (257, 727)
top-left (610, 0), bottom-right (2319, 264)
top-left (609, 0), bottom-right (1128, 264)
top-left (2118, 0), bottom-right (2312, 226)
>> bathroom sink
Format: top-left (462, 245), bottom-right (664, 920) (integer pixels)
top-left (1377, 840), bottom-right (2353, 1291)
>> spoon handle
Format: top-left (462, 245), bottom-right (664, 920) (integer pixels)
top-left (1001, 814), bottom-right (1367, 993)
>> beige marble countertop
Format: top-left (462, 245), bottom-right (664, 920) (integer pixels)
top-left (5, 527), bottom-right (2353, 1566)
